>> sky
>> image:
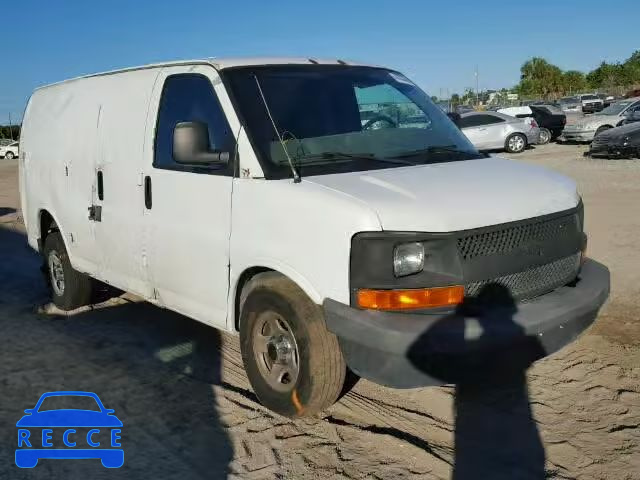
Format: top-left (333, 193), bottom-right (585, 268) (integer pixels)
top-left (2, 0), bottom-right (639, 123)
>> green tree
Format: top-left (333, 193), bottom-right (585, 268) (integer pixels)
top-left (561, 70), bottom-right (586, 94)
top-left (461, 88), bottom-right (476, 104)
top-left (622, 50), bottom-right (640, 85)
top-left (518, 57), bottom-right (563, 98)
top-left (587, 61), bottom-right (627, 89)
top-left (0, 125), bottom-right (20, 140)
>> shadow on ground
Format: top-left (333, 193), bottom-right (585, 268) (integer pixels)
top-left (0, 226), bottom-right (233, 479)
top-left (408, 284), bottom-right (547, 480)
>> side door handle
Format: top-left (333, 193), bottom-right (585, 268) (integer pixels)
top-left (88, 169), bottom-right (104, 222)
top-left (144, 175), bottom-right (152, 209)
top-left (97, 170), bottom-right (104, 200)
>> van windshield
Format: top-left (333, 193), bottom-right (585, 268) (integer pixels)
top-left (222, 65), bottom-right (482, 179)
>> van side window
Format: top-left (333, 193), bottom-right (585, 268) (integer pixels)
top-left (154, 74), bottom-right (234, 174)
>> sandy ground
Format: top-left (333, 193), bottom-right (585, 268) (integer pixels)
top-left (0, 145), bottom-right (638, 479)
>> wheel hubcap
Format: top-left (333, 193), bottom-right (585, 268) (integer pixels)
top-left (252, 312), bottom-right (300, 392)
top-left (541, 130), bottom-right (550, 142)
top-left (509, 136), bottom-right (524, 151)
top-left (48, 251), bottom-right (65, 296)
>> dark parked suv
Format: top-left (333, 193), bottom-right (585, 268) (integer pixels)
top-left (499, 105), bottom-right (566, 144)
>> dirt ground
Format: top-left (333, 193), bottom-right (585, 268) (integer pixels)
top-left (0, 144), bottom-right (638, 479)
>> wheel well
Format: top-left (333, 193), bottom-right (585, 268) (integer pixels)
top-left (39, 210), bottom-right (58, 246)
top-left (234, 267), bottom-right (273, 331)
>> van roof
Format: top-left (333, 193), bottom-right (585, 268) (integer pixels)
top-left (35, 57), bottom-right (377, 91)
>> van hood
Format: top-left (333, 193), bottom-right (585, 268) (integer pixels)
top-left (305, 157), bottom-right (579, 232)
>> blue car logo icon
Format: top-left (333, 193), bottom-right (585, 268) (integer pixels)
top-left (16, 391), bottom-right (123, 468)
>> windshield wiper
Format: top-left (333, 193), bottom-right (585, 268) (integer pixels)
top-left (294, 151), bottom-right (417, 166)
top-left (392, 145), bottom-right (484, 159)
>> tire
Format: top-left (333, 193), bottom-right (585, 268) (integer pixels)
top-left (538, 128), bottom-right (551, 145)
top-left (239, 272), bottom-right (346, 418)
top-left (5, 151), bottom-right (14, 160)
top-left (43, 231), bottom-right (93, 310)
top-left (505, 133), bottom-right (527, 153)
top-left (594, 125), bottom-right (611, 138)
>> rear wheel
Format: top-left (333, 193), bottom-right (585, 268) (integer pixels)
top-left (43, 232), bottom-right (93, 310)
top-left (505, 133), bottom-right (527, 153)
top-left (5, 151), bottom-right (14, 160)
top-left (239, 273), bottom-right (346, 418)
top-left (538, 128), bottom-right (551, 145)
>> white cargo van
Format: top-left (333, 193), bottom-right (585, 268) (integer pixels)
top-left (20, 58), bottom-right (610, 417)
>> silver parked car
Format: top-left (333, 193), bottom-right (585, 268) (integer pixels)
top-left (459, 111), bottom-right (540, 153)
top-left (561, 97), bottom-right (640, 142)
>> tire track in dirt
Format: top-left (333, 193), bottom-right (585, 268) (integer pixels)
top-left (211, 333), bottom-right (453, 478)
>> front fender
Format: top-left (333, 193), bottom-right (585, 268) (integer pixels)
top-left (227, 259), bottom-right (322, 332)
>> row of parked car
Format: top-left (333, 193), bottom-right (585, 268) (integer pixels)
top-left (446, 104), bottom-right (564, 153)
top-left (448, 96), bottom-right (640, 158)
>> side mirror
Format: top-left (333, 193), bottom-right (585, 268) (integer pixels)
top-left (24, 409), bottom-right (34, 414)
top-left (447, 112), bottom-right (462, 127)
top-left (105, 409), bottom-right (115, 414)
top-left (173, 122), bottom-right (230, 165)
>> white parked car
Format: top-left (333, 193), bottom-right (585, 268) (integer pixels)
top-left (0, 141), bottom-right (19, 159)
top-left (459, 111), bottom-right (540, 153)
top-left (577, 94), bottom-right (604, 113)
top-left (20, 57), bottom-right (609, 417)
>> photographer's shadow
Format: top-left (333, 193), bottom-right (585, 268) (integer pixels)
top-left (408, 284), bottom-right (547, 480)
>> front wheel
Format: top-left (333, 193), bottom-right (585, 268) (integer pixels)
top-left (594, 125), bottom-right (611, 138)
top-left (505, 133), bottom-right (527, 153)
top-left (4, 151), bottom-right (14, 160)
top-left (538, 128), bottom-right (551, 145)
top-left (239, 273), bottom-right (346, 418)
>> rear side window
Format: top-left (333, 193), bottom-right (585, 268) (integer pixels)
top-left (154, 74), bottom-right (234, 174)
top-left (459, 114), bottom-right (505, 128)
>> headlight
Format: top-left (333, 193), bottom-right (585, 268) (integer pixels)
top-left (623, 136), bottom-right (630, 146)
top-left (393, 242), bottom-right (425, 277)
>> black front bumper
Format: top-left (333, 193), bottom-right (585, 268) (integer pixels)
top-left (586, 144), bottom-right (638, 159)
top-left (324, 259), bottom-right (610, 388)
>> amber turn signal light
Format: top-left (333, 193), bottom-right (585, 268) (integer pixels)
top-left (357, 286), bottom-right (464, 310)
